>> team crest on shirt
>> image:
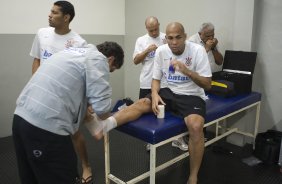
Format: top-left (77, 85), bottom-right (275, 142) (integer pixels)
top-left (65, 39), bottom-right (76, 48)
top-left (185, 57), bottom-right (192, 66)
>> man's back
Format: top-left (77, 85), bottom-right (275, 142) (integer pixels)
top-left (16, 46), bottom-right (112, 135)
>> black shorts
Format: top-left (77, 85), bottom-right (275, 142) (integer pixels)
top-left (146, 88), bottom-right (206, 119)
top-left (139, 88), bottom-right (151, 99)
top-left (12, 115), bottom-right (78, 184)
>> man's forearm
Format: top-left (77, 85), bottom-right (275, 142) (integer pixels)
top-left (184, 69), bottom-right (211, 90)
top-left (133, 50), bottom-right (149, 65)
top-left (212, 49), bottom-right (223, 65)
top-left (32, 59), bottom-right (40, 74)
top-left (151, 79), bottom-right (160, 94)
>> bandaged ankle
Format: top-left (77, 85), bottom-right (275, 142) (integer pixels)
top-left (103, 116), bottom-right (117, 134)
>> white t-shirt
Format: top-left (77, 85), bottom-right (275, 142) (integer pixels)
top-left (30, 27), bottom-right (87, 63)
top-left (189, 33), bottom-right (222, 72)
top-left (152, 41), bottom-right (212, 100)
top-left (133, 32), bottom-right (166, 89)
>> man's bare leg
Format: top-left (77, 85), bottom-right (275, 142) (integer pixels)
top-left (185, 115), bottom-right (205, 184)
top-left (72, 131), bottom-right (92, 182)
top-left (114, 98), bottom-right (152, 125)
top-left (89, 98), bottom-right (152, 140)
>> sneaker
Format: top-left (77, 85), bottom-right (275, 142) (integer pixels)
top-left (172, 137), bottom-right (188, 151)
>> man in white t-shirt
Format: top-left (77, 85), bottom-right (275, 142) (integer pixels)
top-left (172, 22), bottom-right (224, 151)
top-left (92, 22), bottom-right (212, 184)
top-left (29, 1), bottom-right (91, 183)
top-left (189, 22), bottom-right (223, 72)
top-left (30, 1), bottom-right (87, 74)
top-left (133, 16), bottom-right (166, 99)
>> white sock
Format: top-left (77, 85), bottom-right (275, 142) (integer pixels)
top-left (84, 115), bottom-right (117, 135)
top-left (103, 116), bottom-right (117, 134)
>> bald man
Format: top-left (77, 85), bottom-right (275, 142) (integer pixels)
top-left (133, 16), bottom-right (166, 99)
top-left (90, 22), bottom-right (211, 184)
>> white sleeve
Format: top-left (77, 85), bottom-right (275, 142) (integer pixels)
top-left (30, 31), bottom-right (41, 59)
top-left (195, 47), bottom-right (212, 77)
top-left (133, 37), bottom-right (142, 59)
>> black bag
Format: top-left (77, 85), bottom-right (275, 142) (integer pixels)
top-left (208, 80), bottom-right (236, 97)
top-left (212, 50), bottom-right (257, 94)
top-left (254, 130), bottom-right (282, 164)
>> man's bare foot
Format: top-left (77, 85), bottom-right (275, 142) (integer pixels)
top-left (84, 114), bottom-right (105, 140)
top-left (82, 166), bottom-right (93, 183)
top-left (187, 177), bottom-right (197, 184)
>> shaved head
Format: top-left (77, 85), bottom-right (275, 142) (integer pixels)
top-left (145, 16), bottom-right (159, 27)
top-left (145, 16), bottom-right (160, 38)
top-left (166, 22), bottom-right (185, 35)
top-left (165, 22), bottom-right (187, 55)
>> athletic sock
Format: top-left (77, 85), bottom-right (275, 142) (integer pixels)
top-left (84, 115), bottom-right (117, 135)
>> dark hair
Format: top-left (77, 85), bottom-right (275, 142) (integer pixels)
top-left (54, 1), bottom-right (75, 22)
top-left (96, 42), bottom-right (124, 69)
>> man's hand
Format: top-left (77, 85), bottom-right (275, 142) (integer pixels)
top-left (84, 112), bottom-right (93, 123)
top-left (151, 92), bottom-right (165, 116)
top-left (170, 60), bottom-right (188, 75)
top-left (84, 106), bottom-right (94, 123)
top-left (133, 44), bottom-right (158, 65)
top-left (146, 44), bottom-right (158, 53)
top-left (205, 38), bottom-right (218, 52)
top-left (211, 38), bottom-right (218, 50)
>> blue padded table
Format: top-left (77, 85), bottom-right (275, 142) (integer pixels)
top-left (105, 92), bottom-right (262, 184)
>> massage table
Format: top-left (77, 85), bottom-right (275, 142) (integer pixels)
top-left (104, 92), bottom-right (262, 184)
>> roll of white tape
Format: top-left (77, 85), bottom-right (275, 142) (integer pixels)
top-left (157, 104), bottom-right (165, 118)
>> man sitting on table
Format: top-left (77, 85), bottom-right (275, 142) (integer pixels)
top-left (90, 22), bottom-right (211, 184)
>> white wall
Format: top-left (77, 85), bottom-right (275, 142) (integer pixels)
top-left (0, 0), bottom-right (125, 34)
top-left (252, 0), bottom-right (282, 131)
top-left (232, 0), bottom-right (255, 50)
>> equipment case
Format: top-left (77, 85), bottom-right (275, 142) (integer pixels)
top-left (212, 50), bottom-right (257, 94)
